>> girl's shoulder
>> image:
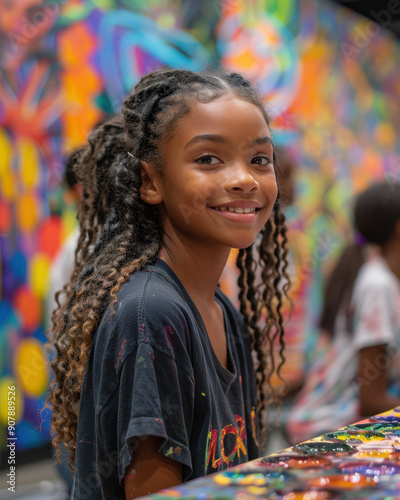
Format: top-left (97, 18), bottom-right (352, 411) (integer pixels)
top-left (93, 260), bottom-right (197, 367)
top-left (101, 260), bottom-right (194, 334)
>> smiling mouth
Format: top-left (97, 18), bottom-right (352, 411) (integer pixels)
top-left (212, 207), bottom-right (261, 214)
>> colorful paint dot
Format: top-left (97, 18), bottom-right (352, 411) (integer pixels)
top-left (13, 285), bottom-right (41, 331)
top-left (30, 253), bottom-right (51, 299)
top-left (14, 338), bottom-right (49, 398)
top-left (37, 216), bottom-right (62, 259)
top-left (293, 442), bottom-right (353, 454)
top-left (19, 138), bottom-right (39, 189)
top-left (0, 128), bottom-right (11, 179)
top-left (214, 475), bottom-right (231, 486)
top-left (0, 200), bottom-right (11, 234)
top-left (374, 122), bottom-right (396, 148)
top-left (16, 192), bottom-right (37, 231)
top-left (10, 252), bottom-right (27, 282)
top-left (0, 378), bottom-right (23, 425)
top-left (2, 171), bottom-right (15, 200)
top-left (310, 473), bottom-right (377, 489)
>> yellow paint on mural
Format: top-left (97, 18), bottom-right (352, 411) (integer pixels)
top-left (14, 339), bottom-right (49, 398)
top-left (18, 138), bottom-right (39, 189)
top-left (2, 171), bottom-right (15, 200)
top-left (30, 253), bottom-right (51, 299)
top-left (0, 378), bottom-right (23, 425)
top-left (16, 192), bottom-right (37, 231)
top-left (0, 128), bottom-right (11, 179)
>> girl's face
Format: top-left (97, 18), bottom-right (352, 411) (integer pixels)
top-left (153, 95), bottom-right (278, 251)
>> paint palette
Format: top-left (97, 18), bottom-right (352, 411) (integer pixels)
top-left (144, 408), bottom-right (400, 499)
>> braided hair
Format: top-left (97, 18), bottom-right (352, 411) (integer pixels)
top-left (48, 68), bottom-right (290, 469)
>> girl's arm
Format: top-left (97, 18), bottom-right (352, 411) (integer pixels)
top-left (359, 344), bottom-right (400, 416)
top-left (124, 436), bottom-right (183, 499)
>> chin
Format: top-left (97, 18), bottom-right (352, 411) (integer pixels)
top-left (226, 237), bottom-right (259, 250)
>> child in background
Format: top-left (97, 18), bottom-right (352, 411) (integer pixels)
top-left (287, 182), bottom-right (400, 444)
top-left (47, 68), bottom-right (290, 499)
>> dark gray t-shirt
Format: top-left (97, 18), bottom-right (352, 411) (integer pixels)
top-left (72, 259), bottom-right (259, 500)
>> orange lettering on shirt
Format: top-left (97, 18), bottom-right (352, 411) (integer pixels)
top-left (235, 414), bottom-right (247, 457)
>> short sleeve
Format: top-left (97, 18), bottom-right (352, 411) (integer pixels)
top-left (115, 342), bottom-right (195, 486)
top-left (352, 280), bottom-right (395, 351)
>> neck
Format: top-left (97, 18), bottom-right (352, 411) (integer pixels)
top-left (158, 234), bottom-right (231, 309)
top-left (381, 238), bottom-right (400, 281)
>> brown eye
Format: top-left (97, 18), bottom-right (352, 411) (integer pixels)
top-left (252, 156), bottom-right (272, 166)
top-left (196, 155), bottom-right (220, 165)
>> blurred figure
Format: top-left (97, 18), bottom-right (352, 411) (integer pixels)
top-left (287, 181), bottom-right (400, 444)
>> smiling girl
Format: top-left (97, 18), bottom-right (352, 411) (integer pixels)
top-left (48, 68), bottom-right (289, 499)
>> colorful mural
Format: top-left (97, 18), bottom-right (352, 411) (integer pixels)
top-left (1, 0), bottom-right (400, 454)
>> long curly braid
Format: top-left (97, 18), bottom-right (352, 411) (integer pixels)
top-left (237, 192), bottom-right (290, 446)
top-left (48, 67), bottom-right (290, 469)
top-left (50, 117), bottom-right (126, 331)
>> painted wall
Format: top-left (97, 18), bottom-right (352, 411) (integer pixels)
top-left (1, 0), bottom-right (399, 453)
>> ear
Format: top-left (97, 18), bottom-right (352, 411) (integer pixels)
top-left (140, 161), bottom-right (163, 205)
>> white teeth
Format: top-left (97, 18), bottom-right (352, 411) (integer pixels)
top-left (215, 207), bottom-right (257, 213)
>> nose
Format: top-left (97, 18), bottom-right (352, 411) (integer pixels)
top-left (226, 162), bottom-right (258, 193)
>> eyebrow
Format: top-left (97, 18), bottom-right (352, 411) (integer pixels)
top-left (183, 134), bottom-right (273, 151)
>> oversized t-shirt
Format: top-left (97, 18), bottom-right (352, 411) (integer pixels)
top-left (287, 256), bottom-right (400, 444)
top-left (72, 259), bottom-right (259, 500)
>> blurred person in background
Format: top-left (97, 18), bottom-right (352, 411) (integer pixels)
top-left (287, 181), bottom-right (400, 444)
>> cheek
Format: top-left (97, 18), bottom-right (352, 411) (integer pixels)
top-left (180, 174), bottom-right (218, 208)
top-left (263, 175), bottom-right (278, 202)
